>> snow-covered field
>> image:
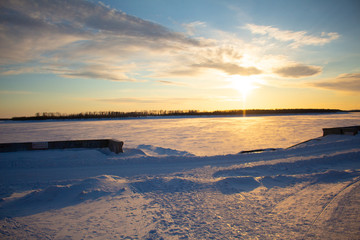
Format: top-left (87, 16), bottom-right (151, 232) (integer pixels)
top-left (1, 132), bottom-right (360, 239)
top-left (1, 112), bottom-right (360, 156)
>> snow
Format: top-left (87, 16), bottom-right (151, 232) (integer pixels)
top-left (0, 133), bottom-right (360, 239)
top-left (1, 112), bottom-right (359, 156)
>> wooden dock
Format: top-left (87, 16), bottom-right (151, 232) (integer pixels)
top-left (323, 126), bottom-right (360, 136)
top-left (0, 139), bottom-right (124, 154)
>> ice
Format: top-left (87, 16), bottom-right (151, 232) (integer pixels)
top-left (1, 112), bottom-right (359, 156)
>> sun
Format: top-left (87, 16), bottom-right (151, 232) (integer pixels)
top-left (228, 75), bottom-right (259, 100)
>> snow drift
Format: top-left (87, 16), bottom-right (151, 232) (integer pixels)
top-left (0, 134), bottom-right (360, 239)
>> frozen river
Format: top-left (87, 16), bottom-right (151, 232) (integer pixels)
top-left (0, 112), bottom-right (359, 156)
top-left (1, 114), bottom-right (360, 239)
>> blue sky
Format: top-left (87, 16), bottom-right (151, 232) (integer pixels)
top-left (0, 0), bottom-right (359, 117)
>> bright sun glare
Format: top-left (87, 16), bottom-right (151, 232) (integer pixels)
top-left (229, 75), bottom-right (259, 105)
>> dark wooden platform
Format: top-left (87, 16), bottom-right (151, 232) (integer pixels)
top-left (0, 139), bottom-right (124, 154)
top-left (323, 126), bottom-right (360, 136)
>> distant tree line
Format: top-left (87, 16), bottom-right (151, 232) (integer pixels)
top-left (9, 109), bottom-right (344, 121)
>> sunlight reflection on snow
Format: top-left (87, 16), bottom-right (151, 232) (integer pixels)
top-left (0, 113), bottom-right (359, 156)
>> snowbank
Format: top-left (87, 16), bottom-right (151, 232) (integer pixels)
top-left (0, 134), bottom-right (360, 239)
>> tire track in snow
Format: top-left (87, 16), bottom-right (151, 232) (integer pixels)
top-left (303, 176), bottom-right (360, 239)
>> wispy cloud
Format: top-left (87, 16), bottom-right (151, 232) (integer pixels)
top-left (245, 24), bottom-right (339, 48)
top-left (274, 64), bottom-right (322, 78)
top-left (156, 80), bottom-right (187, 86)
top-left (0, 90), bottom-right (34, 95)
top-left (183, 21), bottom-right (207, 35)
top-left (60, 65), bottom-right (138, 82)
top-left (156, 45), bottom-right (261, 78)
top-left (0, 0), bottom-right (203, 48)
top-left (191, 46), bottom-right (258, 76)
top-left (0, 0), bottom-right (341, 91)
top-left (95, 97), bottom-right (208, 104)
top-left (1, 67), bottom-right (42, 75)
top-left (193, 61), bottom-right (261, 76)
top-left (310, 73), bottom-right (360, 93)
top-left (0, 0), bottom-right (209, 81)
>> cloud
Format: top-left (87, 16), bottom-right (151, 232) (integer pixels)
top-left (156, 80), bottom-right (187, 86)
top-left (0, 2), bottom-right (88, 63)
top-left (0, 0), bottom-right (334, 86)
top-left (157, 45), bottom-right (261, 78)
top-left (1, 67), bottom-right (41, 75)
top-left (0, 0), bottom-right (209, 81)
top-left (95, 97), bottom-right (208, 104)
top-left (163, 68), bottom-right (203, 77)
top-left (183, 21), bottom-right (207, 35)
top-left (191, 46), bottom-right (262, 76)
top-left (245, 24), bottom-right (339, 48)
top-left (194, 61), bottom-right (261, 76)
top-left (0, 0), bottom-right (201, 45)
top-left (311, 73), bottom-right (360, 93)
top-left (63, 71), bottom-right (133, 82)
top-left (60, 65), bottom-right (137, 82)
top-left (274, 64), bottom-right (322, 78)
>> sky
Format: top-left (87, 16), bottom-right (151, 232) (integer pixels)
top-left (0, 0), bottom-right (359, 118)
